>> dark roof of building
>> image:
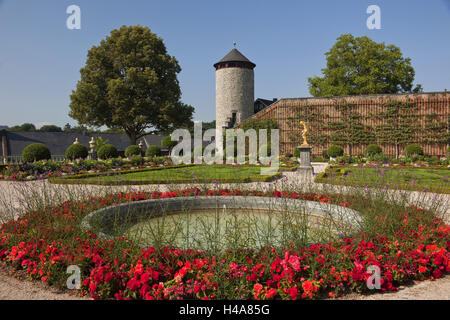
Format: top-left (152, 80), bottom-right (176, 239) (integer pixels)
top-left (214, 48), bottom-right (256, 68)
top-left (1, 131), bottom-right (165, 156)
top-left (255, 98), bottom-right (277, 107)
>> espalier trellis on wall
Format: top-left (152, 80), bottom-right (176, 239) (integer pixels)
top-left (423, 113), bottom-right (449, 145)
top-left (288, 103), bottom-right (379, 156)
top-left (255, 92), bottom-right (448, 158)
top-left (375, 101), bottom-right (420, 159)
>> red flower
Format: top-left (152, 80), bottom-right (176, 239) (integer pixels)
top-left (432, 269), bottom-right (442, 279)
top-left (289, 287), bottom-right (298, 300)
top-left (265, 288), bottom-right (277, 299)
top-left (302, 280), bottom-right (313, 292)
top-left (141, 272), bottom-right (150, 283)
top-left (253, 283), bottom-right (263, 299)
top-left (127, 277), bottom-right (140, 291)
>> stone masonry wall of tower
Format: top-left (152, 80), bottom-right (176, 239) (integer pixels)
top-left (215, 67), bottom-right (254, 133)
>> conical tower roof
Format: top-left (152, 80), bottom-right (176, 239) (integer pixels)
top-left (214, 48), bottom-right (256, 69)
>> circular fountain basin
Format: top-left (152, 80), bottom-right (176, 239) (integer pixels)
top-left (82, 196), bottom-right (362, 249)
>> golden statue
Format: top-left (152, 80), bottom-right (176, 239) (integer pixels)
top-left (300, 121), bottom-right (309, 146)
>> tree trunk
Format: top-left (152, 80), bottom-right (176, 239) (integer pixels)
top-left (127, 131), bottom-right (137, 146)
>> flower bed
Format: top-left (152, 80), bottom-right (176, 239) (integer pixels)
top-left (0, 156), bottom-right (299, 182)
top-left (0, 156), bottom-right (174, 181)
top-left (0, 188), bottom-right (448, 300)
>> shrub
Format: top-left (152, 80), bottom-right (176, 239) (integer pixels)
top-left (65, 143), bottom-right (88, 160)
top-left (125, 145), bottom-right (142, 158)
top-left (366, 144), bottom-right (383, 157)
top-left (22, 143), bottom-right (51, 163)
top-left (405, 144), bottom-right (424, 156)
top-left (370, 153), bottom-right (391, 163)
top-left (327, 145), bottom-right (344, 158)
top-left (429, 156), bottom-right (440, 165)
top-left (294, 148), bottom-right (300, 158)
top-left (97, 144), bottom-right (118, 160)
top-left (312, 156), bottom-right (328, 162)
top-left (145, 145), bottom-right (161, 157)
top-left (447, 146), bottom-right (450, 157)
top-left (95, 137), bottom-right (109, 151)
top-left (162, 136), bottom-right (177, 150)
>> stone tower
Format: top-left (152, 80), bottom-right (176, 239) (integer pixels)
top-left (214, 48), bottom-right (255, 135)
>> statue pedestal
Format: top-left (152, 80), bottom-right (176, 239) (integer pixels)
top-left (297, 146), bottom-right (314, 174)
top-left (88, 151), bottom-right (97, 161)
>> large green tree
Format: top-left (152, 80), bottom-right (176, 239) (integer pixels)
top-left (308, 34), bottom-right (422, 97)
top-left (69, 25), bottom-right (194, 144)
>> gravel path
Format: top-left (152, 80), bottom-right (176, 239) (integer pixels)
top-left (0, 163), bottom-right (448, 300)
top-left (0, 264), bottom-right (88, 300)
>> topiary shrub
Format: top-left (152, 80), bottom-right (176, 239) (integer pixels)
top-left (145, 145), bottom-right (161, 157)
top-left (22, 143), bottom-right (51, 163)
top-left (125, 145), bottom-right (142, 158)
top-left (162, 136), bottom-right (178, 150)
top-left (327, 145), bottom-right (344, 158)
top-left (366, 144), bottom-right (383, 157)
top-left (405, 144), bottom-right (424, 156)
top-left (65, 143), bottom-right (88, 160)
top-left (97, 144), bottom-right (118, 160)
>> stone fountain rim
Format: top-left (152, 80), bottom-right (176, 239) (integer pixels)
top-left (81, 196), bottom-right (362, 238)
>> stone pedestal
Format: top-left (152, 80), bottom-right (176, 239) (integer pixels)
top-left (88, 151), bottom-right (97, 161)
top-left (297, 146), bottom-right (314, 174)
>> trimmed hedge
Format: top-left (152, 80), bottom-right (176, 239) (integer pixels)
top-left (145, 145), bottom-right (161, 157)
top-left (365, 144), bottom-right (383, 157)
top-left (327, 145), bottom-right (344, 158)
top-left (97, 144), bottom-right (119, 160)
top-left (22, 143), bottom-right (51, 163)
top-left (65, 143), bottom-right (88, 160)
top-left (405, 144), bottom-right (424, 156)
top-left (125, 145), bottom-right (142, 158)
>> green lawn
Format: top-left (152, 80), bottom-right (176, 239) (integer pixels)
top-left (52, 164), bottom-right (281, 185)
top-left (316, 165), bottom-right (450, 193)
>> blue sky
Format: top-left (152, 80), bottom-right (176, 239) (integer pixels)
top-left (0, 0), bottom-right (449, 128)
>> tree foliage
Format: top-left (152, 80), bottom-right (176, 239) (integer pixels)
top-left (69, 25), bottom-right (194, 144)
top-left (308, 34), bottom-right (422, 97)
top-left (8, 123), bottom-right (36, 132)
top-left (39, 125), bottom-right (62, 132)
